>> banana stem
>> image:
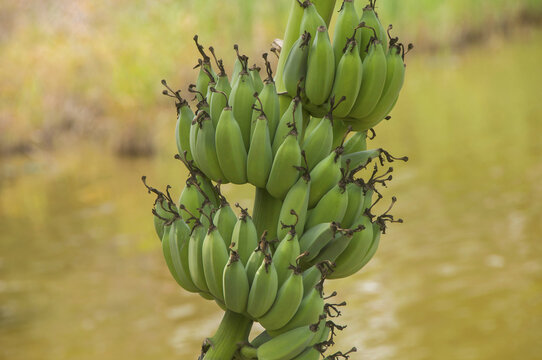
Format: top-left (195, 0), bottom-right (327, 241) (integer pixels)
top-left (253, 187), bottom-right (282, 241)
top-left (203, 310), bottom-right (253, 360)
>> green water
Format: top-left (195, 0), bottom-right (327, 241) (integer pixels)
top-left (1, 29), bottom-right (542, 359)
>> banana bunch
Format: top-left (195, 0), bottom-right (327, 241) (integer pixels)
top-left (146, 1), bottom-right (412, 358)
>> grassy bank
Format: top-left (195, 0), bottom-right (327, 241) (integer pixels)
top-left (1, 0), bottom-right (540, 156)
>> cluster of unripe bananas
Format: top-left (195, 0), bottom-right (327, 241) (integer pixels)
top-left (145, 1), bottom-right (410, 359)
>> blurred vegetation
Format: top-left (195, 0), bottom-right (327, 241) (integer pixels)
top-left (0, 0), bottom-right (540, 156)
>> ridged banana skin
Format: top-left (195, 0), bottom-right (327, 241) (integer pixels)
top-left (348, 41), bottom-right (387, 119)
top-left (266, 134), bottom-right (302, 199)
top-left (231, 57), bottom-right (243, 89)
top-left (252, 81), bottom-right (280, 142)
top-left (214, 108), bottom-right (248, 184)
top-left (298, 2), bottom-right (326, 40)
top-left (307, 153), bottom-right (342, 208)
top-left (354, 46), bottom-right (406, 131)
top-left (213, 204), bottom-right (238, 247)
top-left (175, 102), bottom-right (194, 160)
top-left (358, 6), bottom-right (387, 59)
top-left (332, 0), bottom-right (360, 68)
top-left (272, 232), bottom-right (301, 285)
top-left (231, 216), bottom-right (259, 265)
top-left (299, 223), bottom-right (336, 263)
top-left (250, 67), bottom-right (264, 94)
top-left (257, 324), bottom-right (318, 360)
top-left (341, 182), bottom-right (364, 228)
top-left (247, 117), bottom-right (273, 188)
top-left (305, 26), bottom-right (335, 106)
top-left (230, 72), bottom-right (256, 149)
top-left (189, 120), bottom-right (201, 168)
top-left (277, 178), bottom-right (311, 240)
top-left (302, 118), bottom-right (333, 170)
top-left (195, 62), bottom-right (215, 100)
top-left (332, 41), bottom-right (363, 118)
top-left (341, 148), bottom-right (382, 169)
top-left (343, 131), bottom-right (367, 154)
top-left (195, 116), bottom-right (227, 182)
top-left (329, 219), bottom-right (379, 279)
top-left (222, 254), bottom-right (250, 313)
top-left (268, 286), bottom-right (324, 337)
top-left (272, 98), bottom-right (303, 155)
top-left (162, 223), bottom-right (200, 293)
top-left (302, 265), bottom-right (322, 296)
top-left (245, 249), bottom-right (265, 284)
top-left (178, 183), bottom-right (204, 224)
top-left (308, 230), bottom-right (355, 266)
top-left (188, 224), bottom-right (211, 293)
top-left (283, 34), bottom-right (311, 98)
top-left (209, 75), bottom-right (232, 127)
top-left (305, 185), bottom-right (349, 229)
top-left (202, 228), bottom-right (229, 301)
top-left (301, 117), bottom-right (321, 145)
top-left (247, 259), bottom-right (279, 319)
top-left (258, 271), bottom-right (304, 330)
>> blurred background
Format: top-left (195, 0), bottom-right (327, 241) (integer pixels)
top-left (1, 0), bottom-right (541, 359)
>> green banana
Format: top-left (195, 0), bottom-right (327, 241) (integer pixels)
top-left (301, 116), bottom-right (321, 145)
top-left (230, 206), bottom-right (259, 265)
top-left (189, 113), bottom-right (202, 169)
top-left (307, 151), bottom-right (342, 208)
top-left (268, 284), bottom-right (324, 336)
top-left (213, 201), bottom-right (238, 247)
top-left (208, 49), bottom-right (232, 127)
top-left (161, 80), bottom-right (194, 161)
top-left (247, 111), bottom-right (273, 188)
top-left (202, 225), bottom-right (229, 301)
top-left (283, 32), bottom-right (311, 98)
top-left (230, 47), bottom-right (255, 149)
top-left (252, 53), bottom-right (280, 142)
top-left (353, 43), bottom-right (407, 131)
top-left (231, 45), bottom-right (244, 89)
top-left (245, 234), bottom-right (269, 284)
top-left (305, 183), bottom-right (349, 229)
top-left (301, 115), bottom-right (333, 170)
top-left (341, 181), bottom-right (364, 228)
top-left (298, 0), bottom-right (326, 40)
top-left (348, 39), bottom-right (387, 119)
top-left (178, 180), bottom-right (204, 224)
top-left (193, 36), bottom-right (216, 100)
top-left (277, 174), bottom-right (311, 239)
top-left (291, 319), bottom-right (329, 359)
top-left (162, 220), bottom-right (200, 293)
top-left (195, 113), bottom-right (227, 182)
top-left (332, 0), bottom-right (360, 68)
top-left (358, 2), bottom-right (387, 59)
top-left (302, 265), bottom-right (324, 296)
top-left (258, 266), bottom-right (304, 330)
top-left (222, 250), bottom-right (249, 313)
top-left (257, 323), bottom-right (320, 360)
top-left (328, 218), bottom-right (379, 279)
top-left (247, 254), bottom-right (279, 319)
top-left (272, 230), bottom-right (301, 285)
top-left (272, 95), bottom-right (303, 155)
top-left (305, 25), bottom-right (335, 106)
top-left (249, 64), bottom-right (264, 94)
top-left (188, 221), bottom-right (211, 293)
top-left (266, 129), bottom-right (302, 199)
top-left (331, 38), bottom-right (363, 118)
top-left (343, 131), bottom-right (368, 154)
top-left (341, 148), bottom-right (382, 169)
top-left (214, 105), bottom-right (248, 184)
top-left (299, 222), bottom-right (338, 263)
top-left (309, 227), bottom-right (359, 266)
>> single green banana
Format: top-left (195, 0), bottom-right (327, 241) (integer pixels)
top-left (188, 222), bottom-right (211, 293)
top-left (358, 2), bottom-right (387, 59)
top-left (213, 201), bottom-right (238, 247)
top-left (305, 25), bottom-right (335, 106)
top-left (268, 284), bottom-right (324, 336)
top-left (299, 222), bottom-right (338, 263)
top-left (341, 148), bottom-right (382, 169)
top-left (245, 235), bottom-right (269, 284)
top-left (353, 44), bottom-right (406, 131)
top-left (178, 180), bottom-right (204, 224)
top-left (222, 250), bottom-right (249, 313)
top-left (258, 267), bottom-right (304, 330)
top-left (343, 131), bottom-right (368, 154)
top-left (272, 230), bottom-right (301, 285)
top-left (189, 114), bottom-right (202, 168)
top-left (153, 196), bottom-right (173, 240)
top-left (249, 64), bottom-right (264, 94)
top-left (328, 218), bottom-right (379, 279)
top-left (308, 227), bottom-right (358, 266)
top-left (257, 320), bottom-right (320, 359)
top-left (266, 130), bottom-right (302, 199)
top-left (331, 38), bottom-right (363, 118)
top-left (348, 39), bottom-right (387, 119)
top-left (252, 54), bottom-right (280, 141)
top-left (247, 255), bottom-right (279, 319)
top-left (307, 151), bottom-right (342, 208)
top-left (301, 116), bottom-right (321, 145)
top-left (283, 32), bottom-right (311, 99)
top-left (230, 50), bottom-right (255, 149)
top-left (332, 0), bottom-right (360, 68)
top-left (208, 53), bottom-right (232, 127)
top-left (202, 225), bottom-right (229, 301)
top-left (230, 206), bottom-right (259, 265)
top-left (298, 0), bottom-right (326, 39)
top-left (214, 106), bottom-right (248, 184)
top-left (301, 116), bottom-right (333, 170)
top-left (305, 183), bottom-right (349, 229)
top-left (341, 181), bottom-right (364, 228)
top-left (272, 96), bottom-right (303, 155)
top-left (195, 113), bottom-right (227, 182)
top-left (193, 36), bottom-right (216, 100)
top-left (247, 113), bottom-right (273, 188)
top-left (291, 319), bottom-right (329, 359)
top-left (277, 174), bottom-right (311, 239)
